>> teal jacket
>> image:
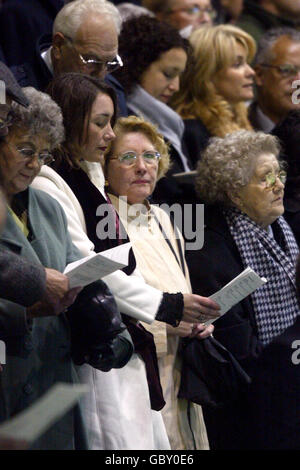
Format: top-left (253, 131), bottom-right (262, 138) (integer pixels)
top-left (0, 187), bottom-right (86, 449)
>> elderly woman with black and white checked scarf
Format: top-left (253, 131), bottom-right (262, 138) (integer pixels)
top-left (186, 129), bottom-right (300, 450)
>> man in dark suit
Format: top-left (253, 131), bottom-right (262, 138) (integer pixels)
top-left (0, 61), bottom-right (73, 311)
top-left (12, 0), bottom-right (128, 116)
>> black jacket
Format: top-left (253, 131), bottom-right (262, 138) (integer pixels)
top-left (182, 118), bottom-right (211, 169)
top-left (186, 204), bottom-right (262, 372)
top-left (246, 316), bottom-right (300, 449)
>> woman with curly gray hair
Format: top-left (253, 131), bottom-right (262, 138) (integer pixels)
top-left (186, 130), bottom-right (300, 450)
top-left (0, 87), bottom-right (133, 449)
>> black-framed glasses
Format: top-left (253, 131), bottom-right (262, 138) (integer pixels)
top-left (111, 150), bottom-right (161, 167)
top-left (64, 35), bottom-right (123, 73)
top-left (263, 170), bottom-right (287, 190)
top-left (260, 63), bottom-right (300, 78)
top-left (168, 4), bottom-right (216, 19)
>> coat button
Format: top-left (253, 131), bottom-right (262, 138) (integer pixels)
top-left (23, 384), bottom-right (33, 395)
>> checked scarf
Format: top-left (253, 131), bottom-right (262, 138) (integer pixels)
top-left (224, 208), bottom-right (300, 345)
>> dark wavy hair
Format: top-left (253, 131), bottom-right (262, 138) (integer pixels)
top-left (47, 73), bottom-right (118, 166)
top-left (114, 15), bottom-right (190, 95)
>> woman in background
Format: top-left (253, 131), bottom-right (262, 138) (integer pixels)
top-left (171, 24), bottom-right (255, 167)
top-left (114, 14), bottom-right (193, 205)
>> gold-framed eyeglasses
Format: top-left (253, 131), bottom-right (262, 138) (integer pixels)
top-left (263, 170), bottom-right (287, 190)
top-left (167, 4), bottom-right (216, 19)
top-left (111, 150), bottom-right (161, 167)
top-left (260, 63), bottom-right (300, 78)
top-left (64, 35), bottom-right (123, 73)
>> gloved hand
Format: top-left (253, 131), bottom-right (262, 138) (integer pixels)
top-left (67, 280), bottom-right (133, 371)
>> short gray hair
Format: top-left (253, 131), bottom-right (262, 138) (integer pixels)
top-left (195, 130), bottom-right (281, 206)
top-left (254, 27), bottom-right (300, 66)
top-left (10, 87), bottom-right (64, 149)
top-left (53, 0), bottom-right (122, 38)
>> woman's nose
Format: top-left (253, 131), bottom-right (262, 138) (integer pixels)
top-left (104, 125), bottom-right (115, 142)
top-left (135, 156), bottom-right (147, 172)
top-left (168, 76), bottom-right (180, 92)
top-left (246, 64), bottom-right (255, 77)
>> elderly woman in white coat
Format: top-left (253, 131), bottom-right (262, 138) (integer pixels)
top-left (32, 73), bottom-right (220, 450)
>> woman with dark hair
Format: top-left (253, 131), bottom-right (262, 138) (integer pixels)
top-left (32, 72), bottom-right (220, 449)
top-left (114, 14), bottom-right (193, 205)
top-left (272, 110), bottom-right (300, 246)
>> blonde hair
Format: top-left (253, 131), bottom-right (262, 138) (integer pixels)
top-left (104, 115), bottom-right (170, 180)
top-left (171, 24), bottom-right (256, 137)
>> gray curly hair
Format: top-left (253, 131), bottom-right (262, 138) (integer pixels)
top-left (10, 87), bottom-right (64, 149)
top-left (195, 130), bottom-right (281, 206)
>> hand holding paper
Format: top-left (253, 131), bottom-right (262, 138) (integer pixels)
top-left (204, 267), bottom-right (267, 326)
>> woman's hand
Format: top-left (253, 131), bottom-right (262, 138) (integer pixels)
top-left (182, 293), bottom-right (220, 323)
top-left (190, 322), bottom-right (214, 339)
top-left (27, 286), bottom-right (82, 319)
top-left (167, 321), bottom-right (214, 338)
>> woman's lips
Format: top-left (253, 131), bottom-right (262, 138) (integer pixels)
top-left (132, 180), bottom-right (149, 184)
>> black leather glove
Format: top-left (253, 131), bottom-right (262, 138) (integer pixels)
top-left (67, 279), bottom-right (133, 371)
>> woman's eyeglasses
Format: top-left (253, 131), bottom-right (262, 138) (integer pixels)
top-left (263, 170), bottom-right (287, 190)
top-left (111, 150), bottom-right (161, 167)
top-left (10, 144), bottom-right (54, 166)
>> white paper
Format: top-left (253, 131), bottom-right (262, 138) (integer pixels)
top-left (204, 267), bottom-right (267, 326)
top-left (0, 383), bottom-right (88, 443)
top-left (64, 242), bottom-right (131, 288)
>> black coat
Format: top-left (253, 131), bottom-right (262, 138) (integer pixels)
top-left (185, 204), bottom-right (263, 449)
top-left (0, 248), bottom-right (46, 307)
top-left (246, 316), bottom-right (300, 449)
top-left (182, 118), bottom-right (211, 169)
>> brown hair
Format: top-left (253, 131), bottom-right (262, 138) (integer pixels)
top-left (47, 72), bottom-right (118, 166)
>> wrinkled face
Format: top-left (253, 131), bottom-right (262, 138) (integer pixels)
top-left (163, 0), bottom-right (214, 30)
top-left (0, 129), bottom-right (51, 197)
top-left (106, 132), bottom-right (159, 205)
top-left (140, 47), bottom-right (187, 103)
top-left (212, 42), bottom-right (255, 104)
top-left (233, 153), bottom-right (285, 229)
top-left (255, 37), bottom-right (300, 123)
top-left (53, 14), bottom-right (119, 79)
top-left (79, 92), bottom-right (115, 163)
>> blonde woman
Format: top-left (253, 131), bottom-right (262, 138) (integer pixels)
top-left (171, 24), bottom-right (256, 167)
top-left (103, 115), bottom-right (214, 450)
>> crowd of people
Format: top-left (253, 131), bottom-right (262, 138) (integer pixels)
top-left (0, 0), bottom-right (300, 451)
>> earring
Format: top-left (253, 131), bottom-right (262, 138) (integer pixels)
top-left (105, 180), bottom-right (109, 187)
